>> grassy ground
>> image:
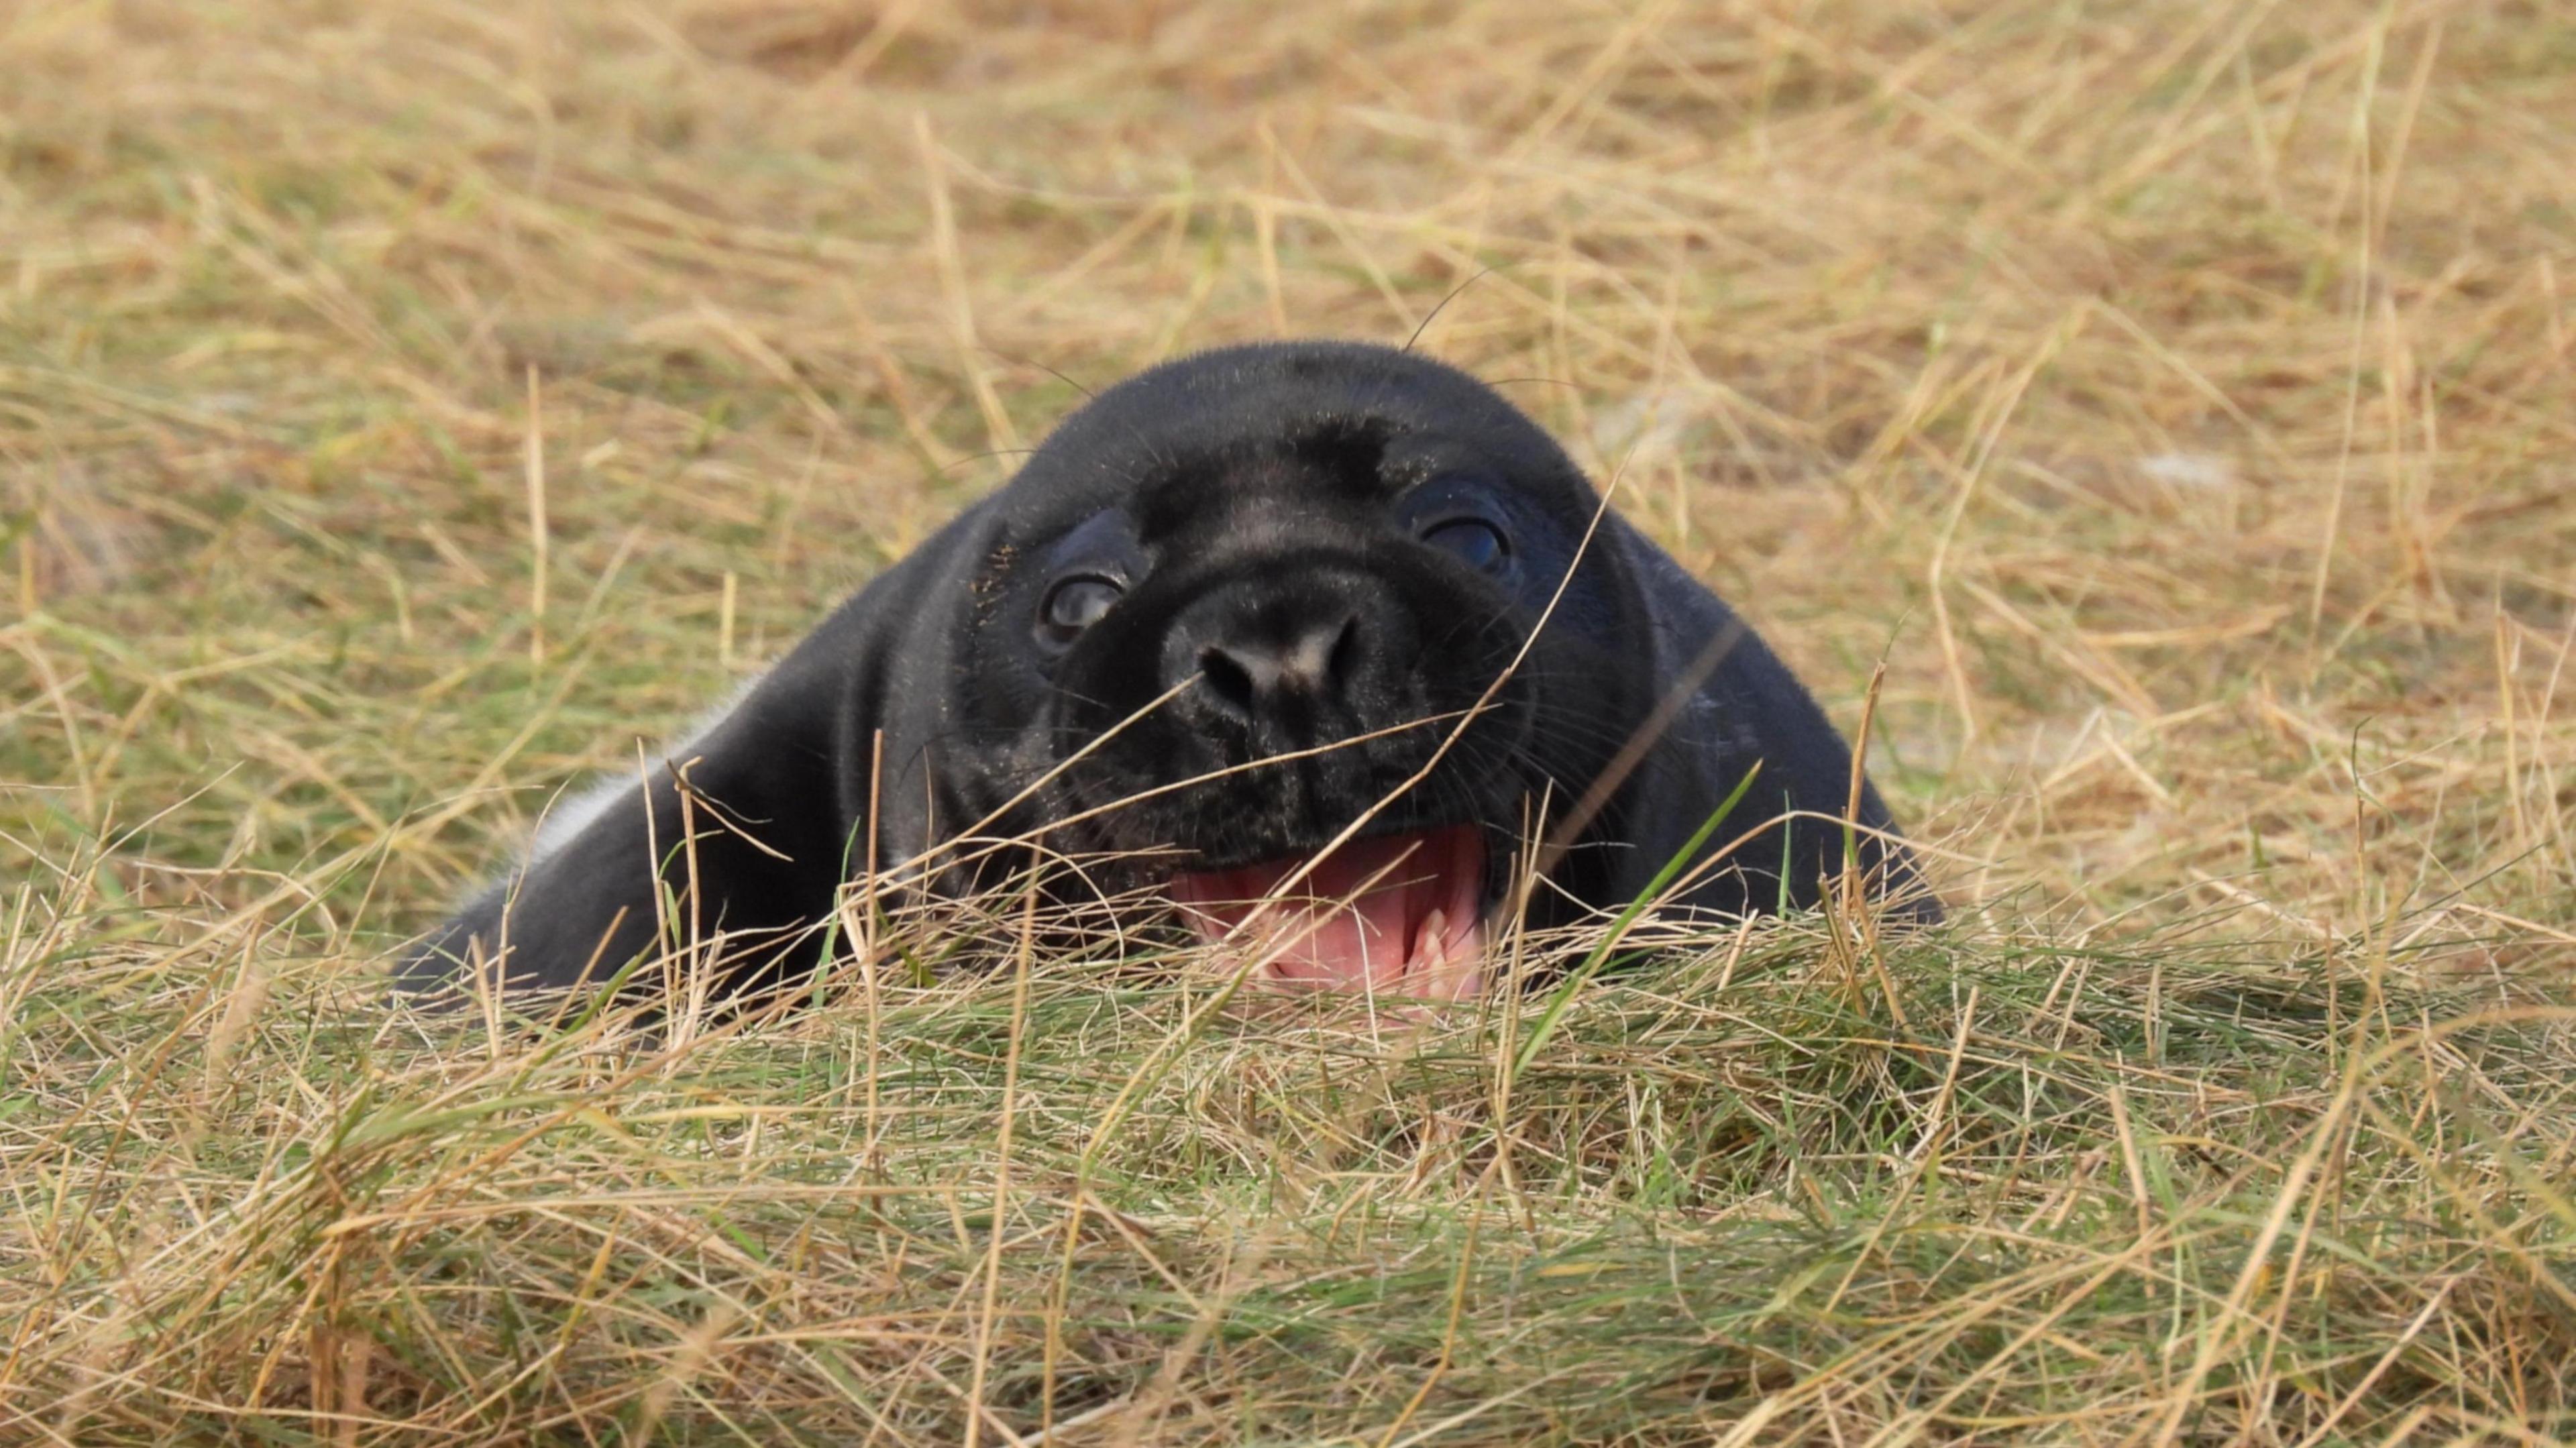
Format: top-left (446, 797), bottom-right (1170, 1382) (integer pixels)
top-left (5, 0), bottom-right (2574, 1441)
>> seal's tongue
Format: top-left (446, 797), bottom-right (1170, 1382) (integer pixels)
top-left (1169, 826), bottom-right (1486, 1001)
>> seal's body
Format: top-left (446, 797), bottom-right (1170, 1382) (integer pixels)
top-left (406, 341), bottom-right (1929, 999)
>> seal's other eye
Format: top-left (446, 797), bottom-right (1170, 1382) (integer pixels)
top-left (1038, 575), bottom-right (1123, 645)
top-left (1420, 517), bottom-right (1509, 573)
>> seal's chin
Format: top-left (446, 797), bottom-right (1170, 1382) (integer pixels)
top-left (1167, 825), bottom-right (1487, 1001)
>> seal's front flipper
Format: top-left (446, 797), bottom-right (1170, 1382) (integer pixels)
top-left (399, 659), bottom-right (854, 998)
top-left (399, 506), bottom-right (994, 999)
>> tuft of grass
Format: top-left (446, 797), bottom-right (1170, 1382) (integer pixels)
top-left (4, 0), bottom-right (2573, 1440)
top-left (9, 884), bottom-right (2574, 1442)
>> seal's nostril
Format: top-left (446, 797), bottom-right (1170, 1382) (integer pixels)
top-left (1324, 612), bottom-right (1361, 693)
top-left (1278, 613), bottom-right (1355, 700)
top-left (1197, 645), bottom-right (1258, 716)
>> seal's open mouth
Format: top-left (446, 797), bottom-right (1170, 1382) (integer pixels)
top-left (1167, 825), bottom-right (1487, 1000)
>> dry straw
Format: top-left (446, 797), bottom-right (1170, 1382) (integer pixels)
top-left (3, 0), bottom-right (2571, 1441)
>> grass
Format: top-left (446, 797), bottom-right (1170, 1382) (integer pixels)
top-left (3, 0), bottom-right (2574, 1441)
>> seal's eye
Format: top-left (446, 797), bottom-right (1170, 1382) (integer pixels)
top-left (1038, 575), bottom-right (1123, 645)
top-left (1420, 518), bottom-right (1508, 573)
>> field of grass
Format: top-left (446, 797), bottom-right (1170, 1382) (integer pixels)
top-left (5, 0), bottom-right (2575, 1441)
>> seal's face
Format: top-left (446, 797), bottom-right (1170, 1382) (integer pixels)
top-left (957, 348), bottom-right (1650, 1001)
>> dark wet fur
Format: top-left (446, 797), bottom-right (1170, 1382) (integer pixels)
top-left (403, 341), bottom-right (1934, 997)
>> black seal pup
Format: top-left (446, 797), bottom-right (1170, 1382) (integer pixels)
top-left (405, 340), bottom-right (1931, 1000)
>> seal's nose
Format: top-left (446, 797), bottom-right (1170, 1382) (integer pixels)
top-left (1160, 567), bottom-right (1397, 738)
top-left (1189, 609), bottom-right (1361, 720)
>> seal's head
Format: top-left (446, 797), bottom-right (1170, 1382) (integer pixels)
top-left (954, 343), bottom-right (1655, 999)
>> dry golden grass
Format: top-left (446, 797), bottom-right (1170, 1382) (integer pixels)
top-left (3, 0), bottom-right (2573, 1441)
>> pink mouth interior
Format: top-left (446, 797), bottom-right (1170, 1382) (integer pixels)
top-left (1168, 826), bottom-right (1487, 1001)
